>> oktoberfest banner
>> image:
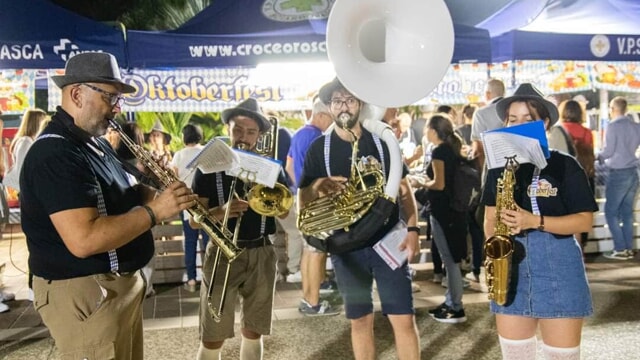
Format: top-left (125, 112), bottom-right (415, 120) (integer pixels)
top-left (420, 63), bottom-right (489, 105)
top-left (49, 64), bottom-right (497, 111)
top-left (0, 69), bottom-right (36, 114)
top-left (49, 67), bottom-right (330, 112)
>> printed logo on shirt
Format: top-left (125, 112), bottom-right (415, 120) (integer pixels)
top-left (527, 179), bottom-right (557, 198)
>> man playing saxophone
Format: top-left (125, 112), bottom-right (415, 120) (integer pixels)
top-left (191, 98), bottom-right (289, 360)
top-left (480, 83), bottom-right (598, 360)
top-left (20, 53), bottom-right (197, 360)
top-left (298, 78), bottom-right (420, 360)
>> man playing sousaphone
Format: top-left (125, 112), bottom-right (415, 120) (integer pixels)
top-left (190, 98), bottom-right (289, 360)
top-left (298, 78), bottom-right (421, 360)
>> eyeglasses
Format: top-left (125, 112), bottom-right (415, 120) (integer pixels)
top-left (81, 83), bottom-right (124, 107)
top-left (330, 97), bottom-right (358, 109)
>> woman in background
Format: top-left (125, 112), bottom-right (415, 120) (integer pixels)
top-left (559, 99), bottom-right (596, 253)
top-left (170, 124), bottom-right (209, 292)
top-left (413, 113), bottom-right (468, 323)
top-left (3, 108), bottom-right (48, 191)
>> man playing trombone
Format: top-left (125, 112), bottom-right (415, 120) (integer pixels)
top-left (191, 98), bottom-right (289, 360)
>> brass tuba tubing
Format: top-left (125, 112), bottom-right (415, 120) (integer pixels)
top-left (297, 127), bottom-right (385, 239)
top-left (108, 119), bottom-right (243, 262)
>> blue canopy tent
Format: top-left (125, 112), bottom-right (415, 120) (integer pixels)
top-left (0, 0), bottom-right (127, 70)
top-left (126, 0), bottom-right (492, 69)
top-left (477, 0), bottom-right (640, 62)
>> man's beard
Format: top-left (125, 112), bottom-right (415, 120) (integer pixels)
top-left (336, 111), bottom-right (358, 129)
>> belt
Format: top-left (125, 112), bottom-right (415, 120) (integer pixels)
top-left (236, 236), bottom-right (272, 249)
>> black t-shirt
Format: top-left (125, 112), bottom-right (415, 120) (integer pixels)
top-left (20, 108), bottom-right (154, 280)
top-left (299, 128), bottom-right (408, 242)
top-left (481, 151), bottom-right (599, 231)
top-left (425, 143), bottom-right (458, 217)
top-left (192, 171), bottom-right (284, 240)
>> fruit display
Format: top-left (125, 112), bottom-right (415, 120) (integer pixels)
top-left (0, 69), bottom-right (33, 114)
top-left (549, 61), bottom-right (590, 92)
top-left (593, 62), bottom-right (640, 90)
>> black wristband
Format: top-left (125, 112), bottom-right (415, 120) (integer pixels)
top-left (142, 205), bottom-right (157, 228)
top-left (407, 226), bottom-right (420, 233)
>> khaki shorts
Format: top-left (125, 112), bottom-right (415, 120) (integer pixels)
top-left (200, 242), bottom-right (277, 342)
top-left (33, 271), bottom-right (145, 360)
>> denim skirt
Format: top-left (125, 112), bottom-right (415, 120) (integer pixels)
top-left (490, 230), bottom-right (593, 318)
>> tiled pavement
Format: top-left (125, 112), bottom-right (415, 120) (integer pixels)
top-left (2, 225), bottom-right (640, 352)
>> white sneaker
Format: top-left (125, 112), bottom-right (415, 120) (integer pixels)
top-left (0, 290), bottom-right (15, 302)
top-left (0, 301), bottom-right (8, 313)
top-left (411, 282), bottom-right (421, 293)
top-left (28, 289), bottom-right (34, 302)
top-left (286, 271), bottom-right (302, 283)
top-left (464, 272), bottom-right (480, 282)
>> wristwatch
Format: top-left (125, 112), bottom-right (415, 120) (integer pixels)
top-left (537, 215), bottom-right (545, 231)
top-left (407, 226), bottom-right (420, 233)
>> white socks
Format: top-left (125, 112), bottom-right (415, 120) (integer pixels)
top-left (240, 336), bottom-right (263, 360)
top-left (499, 336), bottom-right (581, 360)
top-left (499, 335), bottom-right (537, 360)
top-left (196, 344), bottom-right (221, 360)
top-left (541, 343), bottom-right (580, 360)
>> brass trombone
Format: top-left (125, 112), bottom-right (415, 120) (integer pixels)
top-left (206, 117), bottom-right (293, 321)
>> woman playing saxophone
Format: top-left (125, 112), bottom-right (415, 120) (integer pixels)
top-left (480, 83), bottom-right (598, 360)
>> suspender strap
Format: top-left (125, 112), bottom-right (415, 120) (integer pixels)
top-left (216, 172), bottom-right (266, 236)
top-left (324, 135), bottom-right (332, 177)
top-left (323, 132), bottom-right (386, 179)
top-left (37, 134), bottom-right (120, 273)
top-left (530, 167), bottom-right (541, 216)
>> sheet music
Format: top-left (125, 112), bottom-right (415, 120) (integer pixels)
top-left (482, 132), bottom-right (547, 170)
top-left (186, 138), bottom-right (238, 174)
top-left (481, 121), bottom-right (548, 170)
top-left (373, 221), bottom-right (409, 270)
top-left (226, 149), bottom-right (282, 188)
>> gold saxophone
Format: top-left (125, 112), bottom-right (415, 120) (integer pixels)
top-left (484, 156), bottom-right (518, 306)
top-left (108, 120), bottom-right (243, 263)
top-left (297, 126), bottom-right (385, 239)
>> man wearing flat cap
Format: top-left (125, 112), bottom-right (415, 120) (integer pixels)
top-left (20, 52), bottom-right (197, 359)
top-left (190, 98), bottom-right (289, 360)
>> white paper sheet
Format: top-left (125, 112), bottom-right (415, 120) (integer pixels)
top-left (226, 149), bottom-right (282, 188)
top-left (186, 138), bottom-right (238, 174)
top-left (373, 221), bottom-right (409, 270)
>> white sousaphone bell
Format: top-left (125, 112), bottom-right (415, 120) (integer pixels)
top-left (326, 0), bottom-right (455, 200)
top-left (305, 0), bottom-right (455, 253)
top-left (326, 0), bottom-right (455, 109)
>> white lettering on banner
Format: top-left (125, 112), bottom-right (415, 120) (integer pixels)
top-left (616, 37), bottom-right (640, 56)
top-left (431, 79), bottom-right (485, 96)
top-left (125, 73), bottom-right (283, 106)
top-left (53, 39), bottom-right (104, 62)
top-left (0, 44), bottom-right (43, 60)
top-left (187, 41), bottom-right (326, 59)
